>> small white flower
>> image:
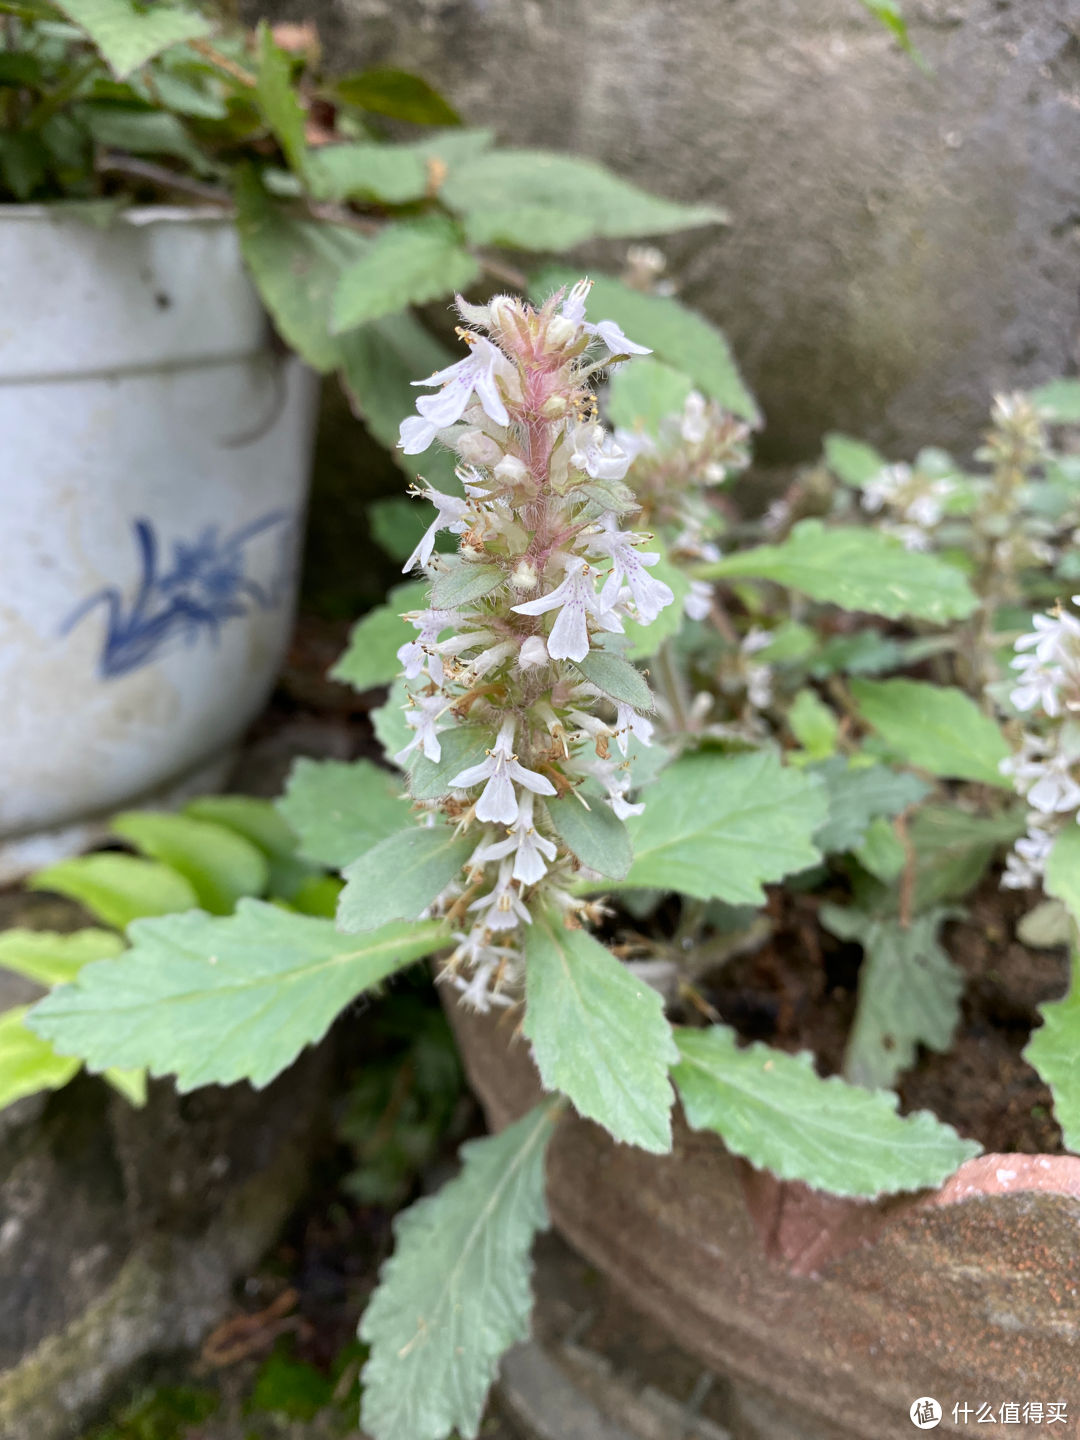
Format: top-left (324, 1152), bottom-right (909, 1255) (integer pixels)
top-left (399, 337), bottom-right (517, 454)
top-left (559, 279), bottom-right (652, 358)
top-left (394, 692), bottom-right (452, 765)
top-left (615, 703), bottom-right (654, 757)
top-left (684, 578), bottom-right (714, 622)
top-left (468, 858), bottom-right (534, 931)
top-left (588, 513), bottom-right (675, 624)
top-left (401, 488), bottom-right (472, 572)
top-left (511, 555), bottom-right (623, 663)
top-left (448, 717), bottom-right (556, 824)
top-left (680, 391), bottom-right (709, 445)
top-left (569, 422), bottom-right (631, 482)
top-left (518, 634), bottom-right (549, 668)
top-left (575, 756), bottom-right (645, 820)
top-left (396, 607), bottom-right (462, 684)
top-left (1001, 821), bottom-right (1057, 889)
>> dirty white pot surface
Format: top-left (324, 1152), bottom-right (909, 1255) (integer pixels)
top-left (0, 205), bottom-right (319, 877)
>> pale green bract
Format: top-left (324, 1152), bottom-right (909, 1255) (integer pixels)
top-left (337, 828), bottom-right (475, 933)
top-left (571, 650), bottom-right (654, 711)
top-left (26, 901), bottom-right (449, 1091)
top-left (359, 1101), bottom-right (559, 1440)
top-left (622, 750), bottom-right (827, 904)
top-left (277, 758), bottom-right (410, 868)
top-left (544, 795), bottom-right (632, 881)
top-left (523, 906), bottom-right (677, 1153)
top-left (820, 906), bottom-right (964, 1090)
top-left (55, 0), bottom-right (210, 78)
top-left (532, 269), bottom-right (758, 423)
top-left (700, 521), bottom-right (978, 623)
top-left (331, 217), bottom-right (480, 334)
top-left (429, 562), bottom-right (503, 610)
top-left (29, 853), bottom-right (198, 929)
top-left (850, 678), bottom-right (1011, 787)
top-left (330, 580), bottom-right (431, 694)
top-left (671, 1026), bottom-right (980, 1197)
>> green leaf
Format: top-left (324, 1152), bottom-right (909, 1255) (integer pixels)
top-left (1044, 823), bottom-right (1080, 925)
top-left (700, 522), bottom-right (978, 623)
top-left (306, 131), bottom-right (491, 206)
top-left (571, 650), bottom-right (654, 711)
top-left (788, 688), bottom-right (838, 759)
top-left (858, 0), bottom-right (928, 69)
top-left (623, 750), bottom-right (827, 904)
top-left (1025, 950), bottom-right (1080, 1152)
top-left (811, 756), bottom-right (929, 854)
top-left (103, 1066), bottom-right (146, 1107)
top-left (853, 816), bottom-right (908, 883)
top-left (330, 580), bottom-right (432, 693)
top-left (1030, 378), bottom-right (1080, 424)
top-left (78, 104), bottom-right (206, 170)
top-left (331, 217), bottom-right (480, 335)
top-left (1017, 899), bottom-right (1073, 950)
top-left (0, 1007), bottom-right (80, 1111)
top-left (29, 853), bottom-right (198, 929)
top-left (523, 906), bottom-right (676, 1152)
top-left (338, 313), bottom-right (460, 493)
top-left (337, 827), bottom-right (473, 933)
top-left (0, 928), bottom-right (124, 987)
top-left (849, 678), bottom-right (1010, 786)
top-left (445, 151), bottom-right (726, 253)
top-left (620, 555), bottom-right (691, 659)
top-left (234, 166), bottom-right (370, 372)
top-left (183, 795), bottom-right (298, 862)
top-left (410, 725), bottom-right (495, 801)
top-left (0, 131), bottom-right (49, 199)
top-left (607, 356), bottom-right (693, 436)
top-left (27, 901), bottom-right (448, 1091)
top-left (820, 906), bottom-right (964, 1089)
top-left (545, 795), bottom-right (632, 881)
top-left (429, 561), bottom-right (504, 610)
top-left (110, 811), bottom-right (269, 915)
top-left (822, 432), bottom-right (888, 487)
top-left (904, 805), bottom-right (1024, 912)
top-left (334, 67), bottom-right (462, 126)
top-left (534, 268), bottom-right (757, 422)
top-left (359, 1101), bottom-right (557, 1440)
top-left (277, 758), bottom-right (409, 868)
top-left (671, 1025), bottom-right (978, 1198)
top-left (55, 0), bottom-right (210, 79)
top-left (255, 21), bottom-right (306, 175)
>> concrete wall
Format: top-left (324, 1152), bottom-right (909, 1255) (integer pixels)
top-left (260, 0), bottom-right (1080, 464)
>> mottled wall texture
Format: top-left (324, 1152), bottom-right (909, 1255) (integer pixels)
top-left (261, 0), bottom-right (1080, 463)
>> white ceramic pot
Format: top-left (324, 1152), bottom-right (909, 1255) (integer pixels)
top-left (0, 205), bottom-right (319, 880)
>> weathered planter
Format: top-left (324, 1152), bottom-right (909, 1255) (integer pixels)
top-left (447, 1000), bottom-right (1080, 1439)
top-left (0, 205), bottom-right (319, 881)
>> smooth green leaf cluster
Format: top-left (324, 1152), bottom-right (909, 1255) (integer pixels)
top-left (672, 1026), bottom-right (979, 1197)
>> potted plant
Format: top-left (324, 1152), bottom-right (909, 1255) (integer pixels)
top-left (0, 0), bottom-right (720, 881)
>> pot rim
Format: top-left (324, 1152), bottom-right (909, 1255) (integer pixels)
top-left (0, 202), bottom-right (232, 225)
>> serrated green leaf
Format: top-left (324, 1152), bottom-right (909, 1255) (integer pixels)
top-left (1025, 949), bottom-right (1080, 1151)
top-left (811, 756), bottom-right (929, 855)
top-left (620, 555), bottom-right (691, 659)
top-left (335, 67), bottom-right (462, 126)
top-left (545, 795), bottom-right (632, 880)
top-left (410, 725), bottom-right (495, 801)
top-left (849, 678), bottom-right (1010, 787)
top-left (55, 0), bottom-right (209, 78)
top-left (27, 901), bottom-right (448, 1091)
top-left (671, 1025), bottom-right (978, 1197)
top-left (607, 356), bottom-right (693, 436)
top-left (524, 906), bottom-right (676, 1152)
top-left (445, 151), bottom-right (724, 253)
top-left (337, 827), bottom-right (473, 933)
top-left (255, 21), bottom-right (306, 175)
top-left (533, 268), bottom-right (757, 422)
top-left (571, 649), bottom-right (654, 711)
top-left (277, 758), bottom-right (409, 868)
top-left (0, 1006), bottom-right (80, 1111)
top-left (1030, 378), bottom-right (1080, 424)
top-left (1044, 824), bottom-right (1080, 925)
top-left (234, 166), bottom-right (370, 372)
top-left (822, 432), bottom-right (887, 487)
top-left (788, 688), bottom-right (838, 759)
top-left (622, 750), bottom-right (827, 904)
top-left (820, 906), bottom-right (964, 1089)
top-left (359, 1100), bottom-right (557, 1440)
top-left (29, 853), bottom-right (198, 929)
top-left (330, 580), bottom-right (432, 693)
top-left (331, 217), bottom-right (480, 335)
top-left (700, 522), bottom-right (978, 623)
top-left (428, 561), bottom-right (504, 610)
top-left (110, 811), bottom-right (268, 915)
top-left (0, 928), bottom-right (124, 987)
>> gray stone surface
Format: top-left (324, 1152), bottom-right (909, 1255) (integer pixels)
top-left (251, 0), bottom-right (1080, 462)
